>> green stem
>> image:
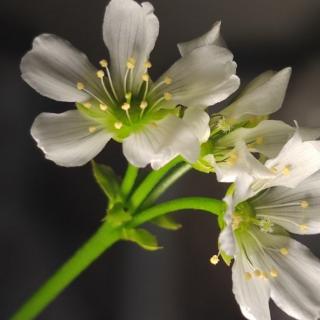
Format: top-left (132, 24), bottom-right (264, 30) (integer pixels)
top-left (120, 163), bottom-right (138, 197)
top-left (141, 163), bottom-right (192, 209)
top-left (128, 157), bottom-right (183, 211)
top-left (11, 223), bottom-right (121, 320)
top-left (11, 197), bottom-right (225, 320)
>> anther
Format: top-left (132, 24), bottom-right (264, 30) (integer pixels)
top-left (280, 247), bottom-right (289, 256)
top-left (144, 61), bottom-right (152, 69)
top-left (114, 122), bottom-right (123, 129)
top-left (270, 269), bottom-right (278, 278)
top-left (140, 101), bottom-right (148, 110)
top-left (163, 92), bottom-right (172, 101)
top-left (271, 166), bottom-right (278, 173)
top-left (232, 214), bottom-right (242, 230)
top-left (210, 255), bottom-right (220, 265)
top-left (99, 59), bottom-right (108, 68)
top-left (83, 102), bottom-right (92, 109)
top-left (127, 57), bottom-right (136, 69)
top-left (244, 272), bottom-right (252, 281)
top-left (96, 70), bottom-right (105, 79)
top-left (300, 200), bottom-right (309, 209)
top-left (227, 152), bottom-right (238, 166)
top-left (282, 165), bottom-right (292, 176)
top-left (164, 76), bottom-right (172, 85)
top-left (88, 126), bottom-right (97, 133)
top-left (77, 82), bottom-right (85, 90)
top-left (299, 224), bottom-right (308, 233)
top-left (142, 73), bottom-right (149, 82)
top-left (121, 103), bottom-right (130, 111)
top-left (255, 136), bottom-right (264, 145)
top-left (254, 270), bottom-right (262, 277)
top-left (99, 104), bottom-right (108, 111)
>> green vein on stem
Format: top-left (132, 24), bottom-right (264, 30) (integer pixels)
top-left (120, 163), bottom-right (139, 198)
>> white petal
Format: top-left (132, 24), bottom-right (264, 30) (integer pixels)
top-left (178, 21), bottom-right (225, 56)
top-left (103, 0), bottom-right (159, 95)
top-left (232, 254), bottom-right (271, 320)
top-left (154, 45), bottom-right (240, 108)
top-left (21, 34), bottom-right (100, 102)
top-left (221, 67), bottom-right (292, 121)
top-left (217, 120), bottom-right (294, 158)
top-left (263, 132), bottom-right (320, 189)
top-left (182, 108), bottom-right (210, 143)
top-left (122, 115), bottom-right (200, 169)
top-left (31, 110), bottom-right (112, 167)
top-left (252, 172), bottom-right (320, 235)
top-left (267, 238), bottom-right (320, 320)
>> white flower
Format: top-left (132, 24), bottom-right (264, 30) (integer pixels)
top-left (21, 0), bottom-right (239, 168)
top-left (216, 134), bottom-right (320, 320)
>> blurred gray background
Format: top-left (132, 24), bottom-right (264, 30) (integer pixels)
top-left (1, 0), bottom-right (320, 319)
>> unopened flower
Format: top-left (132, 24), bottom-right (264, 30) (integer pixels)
top-left (216, 133), bottom-right (320, 320)
top-left (21, 0), bottom-right (239, 169)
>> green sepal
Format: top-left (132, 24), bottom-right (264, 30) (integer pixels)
top-left (151, 216), bottom-right (182, 231)
top-left (121, 228), bottom-right (161, 251)
top-left (106, 203), bottom-right (132, 227)
top-left (220, 250), bottom-right (233, 266)
top-left (92, 161), bottom-right (122, 206)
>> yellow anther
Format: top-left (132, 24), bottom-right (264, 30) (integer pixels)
top-left (300, 200), bottom-right (309, 209)
top-left (99, 59), bottom-right (108, 67)
top-left (127, 57), bottom-right (136, 69)
top-left (88, 126), bottom-right (97, 133)
top-left (140, 101), bottom-right (148, 110)
top-left (232, 214), bottom-right (242, 230)
top-left (83, 102), bottom-right (92, 109)
top-left (164, 76), bottom-right (172, 85)
top-left (244, 272), bottom-right (252, 281)
top-left (255, 136), bottom-right (264, 145)
top-left (271, 166), bottom-right (278, 173)
top-left (96, 70), bottom-right (105, 79)
top-left (299, 224), bottom-right (308, 233)
top-left (254, 269), bottom-right (262, 277)
top-left (282, 165), bottom-right (292, 176)
top-left (270, 269), bottom-right (278, 278)
top-left (163, 92), bottom-right (172, 101)
top-left (144, 61), bottom-right (152, 69)
top-left (77, 82), bottom-right (85, 90)
top-left (227, 152), bottom-right (238, 166)
top-left (280, 247), bottom-right (289, 256)
top-left (210, 255), bottom-right (220, 265)
top-left (99, 104), bottom-right (108, 111)
top-left (142, 73), bottom-right (149, 82)
top-left (121, 103), bottom-right (130, 111)
top-left (114, 122), bottom-right (123, 130)
top-left (261, 272), bottom-right (269, 279)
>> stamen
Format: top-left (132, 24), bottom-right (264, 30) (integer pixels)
top-left (139, 101), bottom-right (148, 118)
top-left (226, 152), bottom-right (238, 166)
top-left (96, 70), bottom-right (105, 79)
top-left (96, 70), bottom-right (116, 105)
top-left (300, 200), bottom-right (309, 208)
top-left (83, 102), bottom-right (92, 109)
top-left (270, 269), bottom-right (278, 278)
top-left (99, 59), bottom-right (119, 101)
top-left (88, 126), bottom-right (97, 133)
top-left (127, 57), bottom-right (136, 70)
top-left (164, 76), bottom-right (172, 85)
top-left (280, 247), bottom-right (289, 256)
top-left (254, 269), bottom-right (262, 277)
top-left (142, 74), bottom-right (149, 101)
top-left (142, 73), bottom-right (149, 82)
top-left (299, 224), bottom-right (308, 233)
top-left (114, 122), bottom-right (123, 130)
top-left (271, 166), bottom-right (278, 174)
top-left (255, 136), bottom-right (264, 145)
top-left (232, 213), bottom-right (242, 230)
top-left (148, 76), bottom-right (173, 96)
top-left (144, 61), bottom-right (152, 69)
top-left (121, 103), bottom-right (132, 123)
top-left (210, 254), bottom-right (220, 265)
top-left (99, 59), bottom-right (108, 68)
top-left (244, 272), bottom-right (252, 281)
top-left (282, 165), bottom-right (292, 176)
top-left (163, 92), bottom-right (172, 101)
top-left (261, 272), bottom-right (269, 279)
top-left (77, 82), bottom-right (85, 90)
top-left (99, 104), bottom-right (108, 111)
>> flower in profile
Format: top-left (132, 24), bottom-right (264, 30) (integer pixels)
top-left (21, 0), bottom-right (239, 169)
top-left (215, 133), bottom-right (320, 320)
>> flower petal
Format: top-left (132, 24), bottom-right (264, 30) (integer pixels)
top-left (21, 34), bottom-right (100, 102)
top-left (232, 254), bottom-right (271, 320)
top-left (252, 172), bottom-right (320, 235)
top-left (217, 120), bottom-right (294, 158)
top-left (154, 45), bottom-right (240, 108)
top-left (221, 67), bottom-right (292, 122)
top-left (178, 21), bottom-right (225, 56)
top-left (182, 108), bottom-right (210, 143)
top-left (267, 238), bottom-right (320, 320)
top-left (122, 115), bottom-right (200, 169)
top-left (103, 0), bottom-right (159, 95)
top-left (31, 110), bottom-right (112, 167)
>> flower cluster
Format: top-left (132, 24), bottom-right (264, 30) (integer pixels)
top-left (20, 0), bottom-right (320, 319)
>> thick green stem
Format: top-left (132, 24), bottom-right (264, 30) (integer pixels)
top-left (11, 223), bottom-right (121, 320)
top-left (120, 163), bottom-right (138, 197)
top-left (141, 163), bottom-right (192, 209)
top-left (128, 157), bottom-right (182, 211)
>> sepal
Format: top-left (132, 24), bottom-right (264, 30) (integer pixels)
top-left (106, 203), bottom-right (132, 227)
top-left (151, 216), bottom-right (182, 231)
top-left (121, 228), bottom-right (162, 251)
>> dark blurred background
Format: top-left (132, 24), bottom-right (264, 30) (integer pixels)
top-left (1, 0), bottom-right (320, 319)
